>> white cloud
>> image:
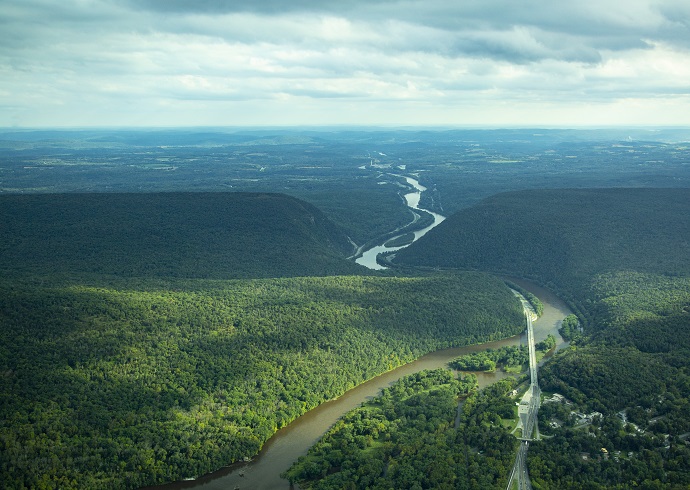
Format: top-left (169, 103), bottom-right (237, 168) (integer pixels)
top-left (0, 0), bottom-right (689, 126)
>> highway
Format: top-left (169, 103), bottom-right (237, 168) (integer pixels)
top-left (507, 299), bottom-right (540, 490)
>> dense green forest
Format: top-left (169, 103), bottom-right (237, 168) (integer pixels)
top-left (5, 129), bottom-right (690, 247)
top-left (450, 335), bottom-right (555, 372)
top-left (393, 188), bottom-right (690, 488)
top-left (450, 345), bottom-right (528, 372)
top-left (283, 369), bottom-right (518, 489)
top-left (395, 188), bottom-right (690, 292)
top-left (4, 131), bottom-right (690, 488)
top-left (532, 272), bottom-right (690, 488)
top-left (0, 192), bottom-right (365, 279)
top-left (558, 314), bottom-right (580, 341)
top-left (0, 272), bottom-right (524, 489)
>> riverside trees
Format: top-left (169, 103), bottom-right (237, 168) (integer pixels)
top-left (394, 188), bottom-right (690, 488)
top-left (0, 272), bottom-right (524, 489)
top-left (283, 370), bottom-right (517, 489)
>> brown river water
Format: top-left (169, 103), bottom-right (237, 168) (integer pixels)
top-left (148, 279), bottom-right (572, 490)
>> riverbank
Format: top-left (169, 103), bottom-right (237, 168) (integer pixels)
top-left (355, 174), bottom-right (445, 270)
top-left (149, 280), bottom-right (571, 490)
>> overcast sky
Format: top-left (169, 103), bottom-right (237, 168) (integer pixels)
top-left (1, 0), bottom-right (689, 127)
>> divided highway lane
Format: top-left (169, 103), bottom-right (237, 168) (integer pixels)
top-left (507, 300), bottom-right (540, 490)
top-left (508, 442), bottom-right (531, 490)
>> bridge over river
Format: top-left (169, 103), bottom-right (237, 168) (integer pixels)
top-left (507, 297), bottom-right (541, 490)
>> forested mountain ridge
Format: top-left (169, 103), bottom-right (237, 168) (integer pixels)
top-left (0, 272), bottom-right (525, 489)
top-left (393, 187), bottom-right (690, 488)
top-left (394, 188), bottom-right (690, 291)
top-left (0, 192), bottom-right (362, 279)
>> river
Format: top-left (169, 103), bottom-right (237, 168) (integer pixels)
top-left (355, 176), bottom-right (445, 270)
top-left (149, 280), bottom-right (572, 490)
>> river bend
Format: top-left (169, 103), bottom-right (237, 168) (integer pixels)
top-left (150, 281), bottom-right (571, 490)
top-left (355, 175), bottom-right (445, 270)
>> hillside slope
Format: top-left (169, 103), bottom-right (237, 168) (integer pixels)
top-left (394, 188), bottom-right (690, 290)
top-left (394, 188), bottom-right (690, 488)
top-left (0, 192), bottom-right (362, 279)
top-left (0, 272), bottom-right (524, 488)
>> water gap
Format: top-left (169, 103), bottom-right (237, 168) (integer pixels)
top-left (355, 175), bottom-right (445, 270)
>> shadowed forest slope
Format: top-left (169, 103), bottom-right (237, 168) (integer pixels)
top-left (0, 192), bottom-right (363, 279)
top-left (0, 272), bottom-right (524, 489)
top-left (394, 187), bottom-right (690, 489)
top-left (394, 188), bottom-right (690, 291)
